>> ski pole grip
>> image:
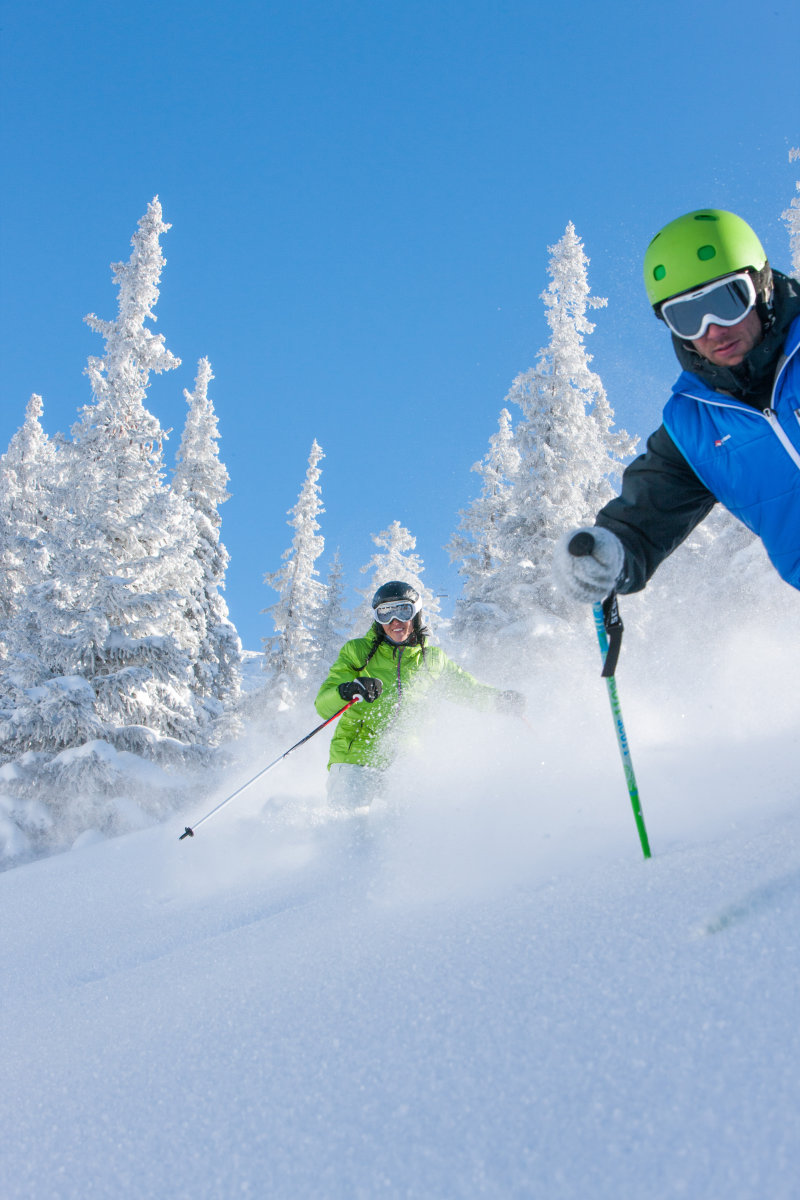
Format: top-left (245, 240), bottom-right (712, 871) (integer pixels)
top-left (568, 531), bottom-right (595, 557)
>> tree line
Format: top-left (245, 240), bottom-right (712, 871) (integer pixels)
top-left (2, 165), bottom-right (797, 867)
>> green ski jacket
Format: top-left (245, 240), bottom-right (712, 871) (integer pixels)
top-left (315, 627), bottom-right (503, 769)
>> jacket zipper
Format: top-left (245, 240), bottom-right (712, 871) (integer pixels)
top-left (763, 407), bottom-right (800, 470)
top-left (371, 647), bottom-right (404, 740)
top-left (763, 337), bottom-right (800, 470)
top-left (682, 336), bottom-right (800, 474)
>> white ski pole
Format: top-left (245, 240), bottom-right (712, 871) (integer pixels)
top-left (179, 700), bottom-right (358, 840)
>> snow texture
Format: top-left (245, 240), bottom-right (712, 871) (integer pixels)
top-left (1, 620), bottom-right (799, 1200)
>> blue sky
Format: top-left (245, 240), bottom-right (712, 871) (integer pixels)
top-left (2, 1), bottom-right (798, 650)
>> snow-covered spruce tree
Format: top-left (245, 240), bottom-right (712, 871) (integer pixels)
top-left (64, 197), bottom-right (204, 749)
top-left (356, 520), bottom-right (441, 633)
top-left (783, 148), bottom-right (800, 278)
top-left (173, 358), bottom-right (243, 735)
top-left (0, 396), bottom-right (88, 860)
top-left (262, 440), bottom-right (327, 711)
top-left (0, 395), bottom-right (87, 777)
top-left (0, 200), bottom-right (211, 865)
top-left (0, 413), bottom-right (125, 804)
top-left (315, 549), bottom-right (352, 671)
top-left (447, 408), bottom-right (521, 653)
top-left (500, 223), bottom-right (635, 635)
top-left (0, 395), bottom-right (61, 668)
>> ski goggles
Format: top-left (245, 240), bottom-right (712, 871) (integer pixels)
top-left (374, 599), bottom-right (420, 625)
top-left (659, 272), bottom-right (757, 341)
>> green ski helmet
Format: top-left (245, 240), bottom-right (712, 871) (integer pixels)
top-left (643, 209), bottom-right (768, 308)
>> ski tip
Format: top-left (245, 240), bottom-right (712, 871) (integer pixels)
top-left (179, 826), bottom-right (195, 841)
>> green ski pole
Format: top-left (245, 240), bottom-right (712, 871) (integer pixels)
top-left (592, 598), bottom-right (651, 858)
top-left (569, 532), bottom-right (651, 859)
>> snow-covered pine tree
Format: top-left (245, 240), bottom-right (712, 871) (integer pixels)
top-left (0, 395), bottom-right (92, 849)
top-left (62, 197), bottom-right (203, 749)
top-left (173, 358), bottom-right (243, 734)
top-left (315, 549), bottom-right (352, 670)
top-left (262, 440), bottom-right (327, 710)
top-left (783, 148), bottom-right (800, 278)
top-left (0, 429), bottom-right (100, 791)
top-left (447, 408), bottom-right (521, 651)
top-left (0, 395), bottom-right (61, 668)
top-left (501, 222), bottom-right (635, 632)
top-left (356, 520), bottom-right (441, 633)
top-left (0, 200), bottom-right (214, 863)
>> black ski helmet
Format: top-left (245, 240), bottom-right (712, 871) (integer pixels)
top-left (371, 580), bottom-right (420, 609)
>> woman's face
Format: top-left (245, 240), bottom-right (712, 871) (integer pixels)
top-left (383, 617), bottom-right (413, 643)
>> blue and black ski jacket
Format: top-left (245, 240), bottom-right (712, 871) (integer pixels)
top-left (596, 271), bottom-right (800, 592)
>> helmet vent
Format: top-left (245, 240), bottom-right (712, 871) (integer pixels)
top-left (697, 245), bottom-right (717, 261)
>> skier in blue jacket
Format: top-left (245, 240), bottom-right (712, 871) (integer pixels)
top-left (552, 209), bottom-right (800, 602)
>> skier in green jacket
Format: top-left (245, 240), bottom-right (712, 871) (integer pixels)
top-left (315, 580), bottom-right (525, 810)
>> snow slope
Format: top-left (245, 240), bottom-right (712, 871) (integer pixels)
top-left (2, 626), bottom-right (799, 1199)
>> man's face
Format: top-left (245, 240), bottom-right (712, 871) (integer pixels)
top-left (690, 307), bottom-right (763, 367)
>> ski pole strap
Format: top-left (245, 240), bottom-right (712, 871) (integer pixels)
top-left (600, 593), bottom-right (623, 678)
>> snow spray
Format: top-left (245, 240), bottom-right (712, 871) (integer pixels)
top-left (179, 700), bottom-right (358, 841)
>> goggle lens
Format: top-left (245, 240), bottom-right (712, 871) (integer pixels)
top-left (660, 272), bottom-right (756, 341)
top-left (375, 601), bottom-right (416, 625)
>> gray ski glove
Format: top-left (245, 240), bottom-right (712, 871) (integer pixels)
top-left (338, 678), bottom-right (383, 703)
top-left (552, 527), bottom-right (625, 603)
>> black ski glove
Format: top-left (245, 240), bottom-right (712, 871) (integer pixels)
top-left (338, 678), bottom-right (383, 703)
top-left (495, 689), bottom-right (526, 716)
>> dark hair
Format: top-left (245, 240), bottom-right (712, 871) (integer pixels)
top-left (356, 614), bottom-right (430, 670)
top-left (752, 261), bottom-right (775, 329)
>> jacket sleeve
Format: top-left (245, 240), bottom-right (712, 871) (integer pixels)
top-left (315, 641), bottom-right (366, 720)
top-left (435, 651), bottom-right (505, 712)
top-left (595, 423), bottom-right (717, 593)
